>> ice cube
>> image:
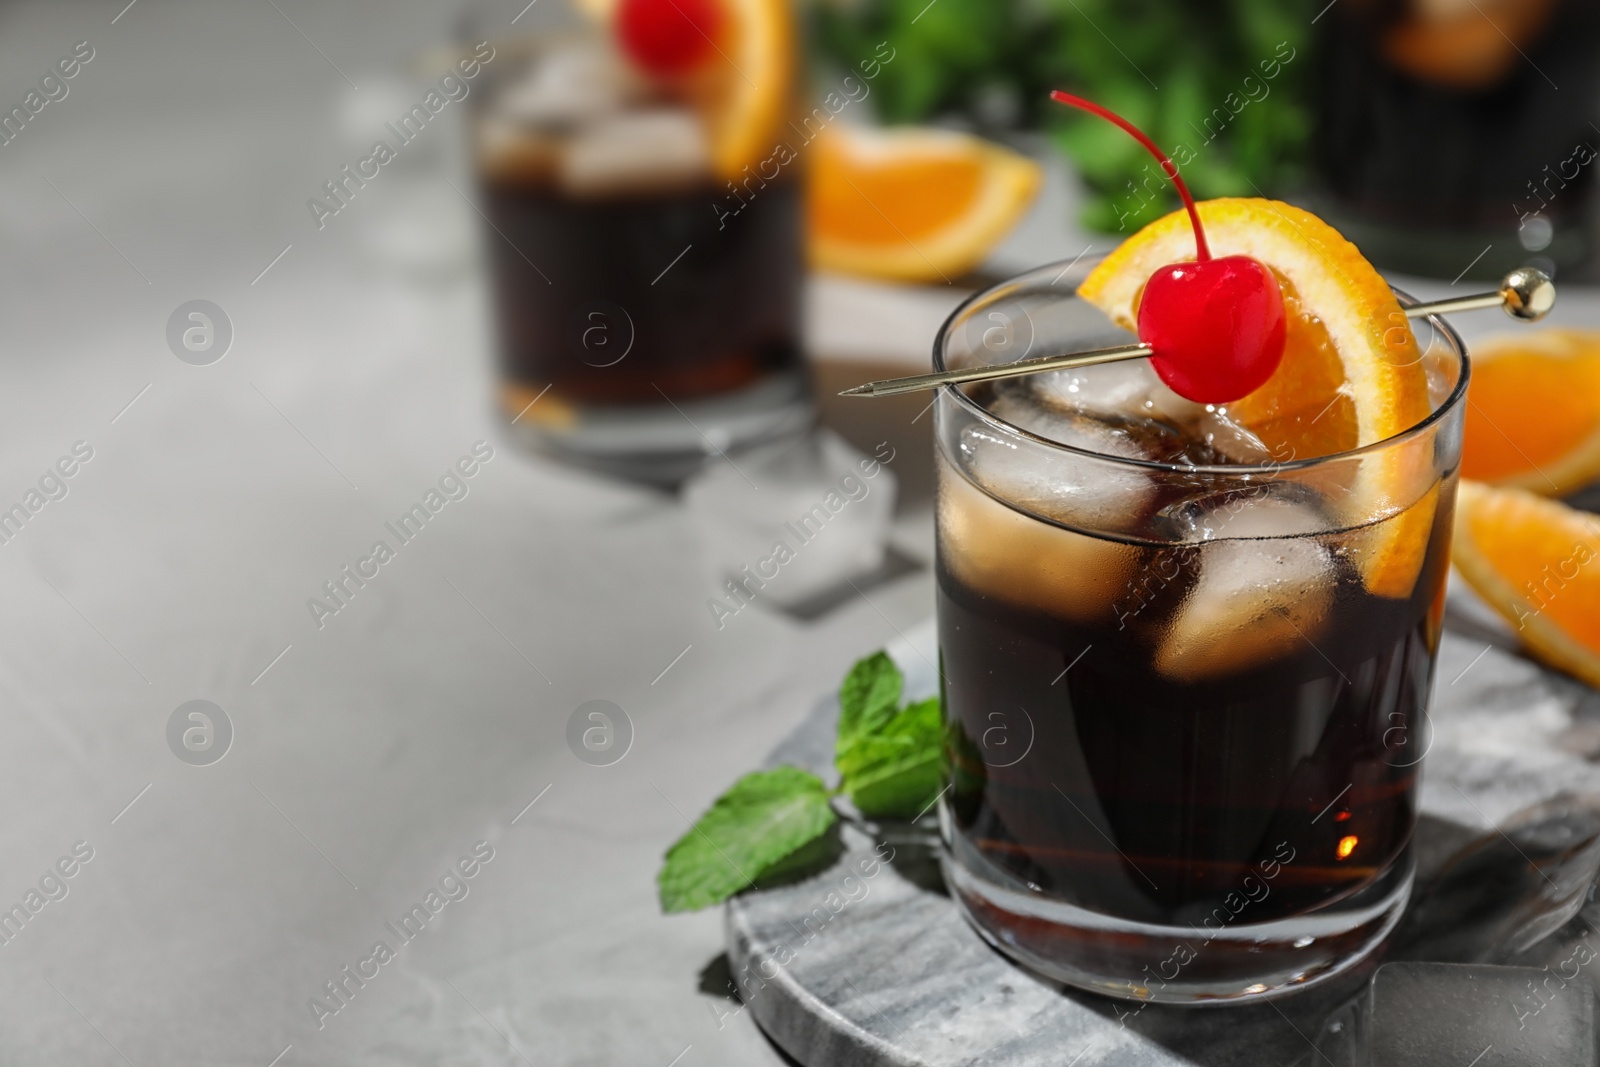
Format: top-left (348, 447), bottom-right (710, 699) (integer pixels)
top-left (684, 430), bottom-right (896, 612)
top-left (938, 453), bottom-right (1139, 623)
top-left (1026, 359), bottom-right (1294, 468)
top-left (1155, 493), bottom-right (1335, 681)
top-left (1029, 358), bottom-right (1203, 426)
top-left (1160, 484), bottom-right (1329, 543)
top-left (1029, 359), bottom-right (1159, 414)
top-left (1192, 405), bottom-right (1278, 465)
top-left (988, 390), bottom-right (1192, 466)
top-left (492, 42), bottom-right (631, 128)
top-left (969, 399), bottom-right (1160, 524)
top-left (1368, 962), bottom-right (1596, 1066)
top-left (1008, 373), bottom-right (1271, 468)
top-left (558, 108), bottom-right (710, 197)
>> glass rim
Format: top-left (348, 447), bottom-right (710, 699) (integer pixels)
top-left (931, 256), bottom-right (1472, 476)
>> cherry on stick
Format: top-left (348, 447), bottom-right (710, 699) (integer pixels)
top-left (617, 0), bottom-right (721, 78)
top-left (1050, 91), bottom-right (1286, 404)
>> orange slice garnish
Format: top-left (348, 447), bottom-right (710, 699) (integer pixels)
top-left (1452, 479), bottom-right (1600, 688)
top-left (1078, 197), bottom-right (1435, 598)
top-left (808, 124), bottom-right (1041, 283)
top-left (697, 0), bottom-right (792, 181)
top-left (1079, 198), bottom-right (1430, 453)
top-left (1462, 329), bottom-right (1600, 496)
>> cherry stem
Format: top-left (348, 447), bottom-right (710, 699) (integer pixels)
top-left (1049, 91), bottom-right (1210, 262)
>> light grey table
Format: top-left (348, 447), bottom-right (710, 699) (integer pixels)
top-left (1, 3), bottom-right (1599, 1066)
top-left (0, 2), bottom-right (943, 1064)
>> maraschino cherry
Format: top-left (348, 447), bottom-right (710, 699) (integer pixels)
top-left (1051, 92), bottom-right (1286, 404)
top-left (616, 0), bottom-right (721, 78)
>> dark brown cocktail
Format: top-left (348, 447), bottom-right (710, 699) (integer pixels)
top-left (933, 263), bottom-right (1466, 1002)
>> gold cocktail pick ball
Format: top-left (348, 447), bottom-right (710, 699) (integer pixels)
top-left (1501, 266), bottom-right (1557, 321)
top-left (840, 267), bottom-right (1556, 399)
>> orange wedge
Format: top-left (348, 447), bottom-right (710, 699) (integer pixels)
top-left (696, 0), bottom-right (793, 181)
top-left (1078, 198), bottom-right (1435, 598)
top-left (1462, 329), bottom-right (1600, 496)
top-left (808, 124), bottom-right (1041, 283)
top-left (1452, 480), bottom-right (1600, 688)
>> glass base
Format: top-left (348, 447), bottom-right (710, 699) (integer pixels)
top-left (500, 370), bottom-right (814, 486)
top-left (942, 838), bottom-right (1412, 1005)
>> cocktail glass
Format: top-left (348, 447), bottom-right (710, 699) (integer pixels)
top-left (934, 257), bottom-right (1467, 1002)
top-left (461, 0), bottom-right (812, 484)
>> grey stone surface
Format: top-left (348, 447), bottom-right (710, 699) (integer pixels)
top-left (727, 618), bottom-right (1600, 1066)
top-left (1368, 963), bottom-right (1596, 1067)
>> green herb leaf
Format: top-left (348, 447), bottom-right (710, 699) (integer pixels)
top-left (657, 767), bottom-right (837, 913)
top-left (836, 651), bottom-right (903, 761)
top-left (840, 695), bottom-right (944, 820)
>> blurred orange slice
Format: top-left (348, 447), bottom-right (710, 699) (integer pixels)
top-left (698, 0), bottom-right (792, 181)
top-left (1078, 198), bottom-right (1434, 597)
top-left (808, 125), bottom-right (1042, 283)
top-left (1462, 329), bottom-right (1600, 496)
top-left (1452, 479), bottom-right (1600, 688)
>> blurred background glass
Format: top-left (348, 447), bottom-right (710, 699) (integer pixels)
top-left (462, 0), bottom-right (812, 486)
top-left (1314, 0), bottom-right (1600, 280)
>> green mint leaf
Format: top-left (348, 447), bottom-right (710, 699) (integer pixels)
top-left (840, 696), bottom-right (944, 820)
top-left (836, 651), bottom-right (903, 762)
top-left (748, 822), bottom-right (844, 889)
top-left (657, 767), bottom-right (837, 913)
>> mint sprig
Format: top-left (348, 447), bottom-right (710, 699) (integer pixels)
top-left (838, 695), bottom-right (943, 820)
top-left (837, 651), bottom-right (903, 751)
top-left (658, 767), bottom-right (837, 914)
top-left (657, 652), bottom-right (943, 913)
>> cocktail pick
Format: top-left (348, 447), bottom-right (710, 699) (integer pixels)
top-left (838, 267), bottom-right (1555, 399)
